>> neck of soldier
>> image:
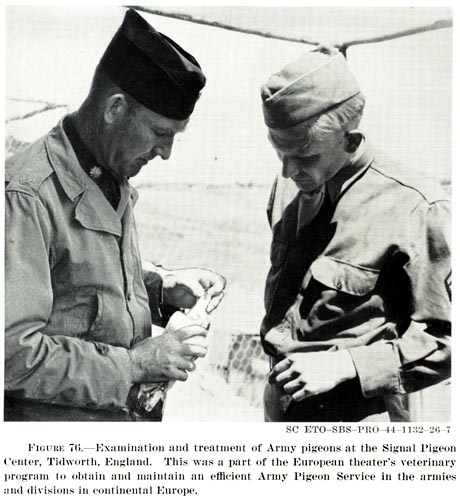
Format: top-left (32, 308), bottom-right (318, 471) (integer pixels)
top-left (73, 101), bottom-right (108, 170)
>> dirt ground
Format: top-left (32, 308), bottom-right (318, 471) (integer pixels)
top-left (133, 183), bottom-right (452, 422)
top-left (133, 182), bottom-right (273, 370)
top-left (163, 368), bottom-right (263, 422)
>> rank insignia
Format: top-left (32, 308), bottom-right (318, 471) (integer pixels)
top-left (89, 166), bottom-right (103, 179)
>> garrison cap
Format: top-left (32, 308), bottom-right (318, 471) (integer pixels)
top-left (261, 51), bottom-right (361, 129)
top-left (99, 8), bottom-right (206, 120)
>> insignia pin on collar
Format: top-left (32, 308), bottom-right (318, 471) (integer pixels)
top-left (89, 166), bottom-right (102, 179)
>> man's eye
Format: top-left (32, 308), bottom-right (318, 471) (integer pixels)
top-left (153, 129), bottom-right (171, 138)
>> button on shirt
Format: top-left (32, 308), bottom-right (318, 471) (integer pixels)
top-left (263, 140), bottom-right (451, 402)
top-left (5, 117), bottom-right (154, 416)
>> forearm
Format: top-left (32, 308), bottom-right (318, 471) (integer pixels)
top-left (5, 193), bottom-right (134, 411)
top-left (5, 327), bottom-right (133, 410)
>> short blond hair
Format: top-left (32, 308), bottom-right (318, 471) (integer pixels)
top-left (309, 92), bottom-right (365, 143)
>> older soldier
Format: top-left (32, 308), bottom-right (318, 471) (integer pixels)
top-left (260, 48), bottom-right (451, 421)
top-left (5, 9), bottom-right (225, 421)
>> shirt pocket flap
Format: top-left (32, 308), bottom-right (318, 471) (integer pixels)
top-left (310, 257), bottom-right (379, 296)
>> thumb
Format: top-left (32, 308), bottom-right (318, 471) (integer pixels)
top-left (164, 311), bottom-right (191, 332)
top-left (165, 312), bottom-right (208, 339)
top-left (175, 324), bottom-right (208, 341)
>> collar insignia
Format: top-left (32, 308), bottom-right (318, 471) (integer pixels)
top-left (89, 166), bottom-right (103, 179)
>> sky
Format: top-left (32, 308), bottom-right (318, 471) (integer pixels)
top-left (5, 5), bottom-right (453, 186)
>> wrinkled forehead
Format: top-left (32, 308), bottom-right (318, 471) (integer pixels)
top-left (138, 105), bottom-right (190, 134)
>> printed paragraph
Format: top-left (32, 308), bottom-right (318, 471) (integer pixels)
top-left (2, 430), bottom-right (457, 497)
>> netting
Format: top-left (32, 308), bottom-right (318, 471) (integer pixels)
top-left (216, 333), bottom-right (268, 408)
top-left (5, 8), bottom-right (452, 420)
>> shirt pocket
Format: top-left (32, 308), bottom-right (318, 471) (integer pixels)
top-left (297, 256), bottom-right (384, 341)
top-left (309, 256), bottom-right (380, 296)
top-left (58, 290), bottom-right (105, 340)
top-left (86, 291), bottom-right (104, 338)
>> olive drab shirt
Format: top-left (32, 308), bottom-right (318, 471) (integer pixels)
top-left (5, 119), bottom-right (163, 420)
top-left (262, 142), bottom-right (451, 420)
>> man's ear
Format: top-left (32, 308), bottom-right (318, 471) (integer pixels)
top-left (103, 94), bottom-right (128, 124)
top-left (345, 130), bottom-right (364, 153)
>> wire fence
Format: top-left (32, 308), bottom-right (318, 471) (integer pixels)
top-left (5, 8), bottom-right (452, 419)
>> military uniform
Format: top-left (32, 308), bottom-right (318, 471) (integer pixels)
top-left (261, 142), bottom-right (451, 421)
top-left (4, 119), bottom-right (169, 421)
top-left (4, 9), bottom-right (207, 421)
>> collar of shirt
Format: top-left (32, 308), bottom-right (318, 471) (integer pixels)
top-left (327, 138), bottom-right (374, 203)
top-left (63, 114), bottom-right (121, 210)
top-left (62, 114), bottom-right (101, 176)
top-left (295, 139), bottom-right (374, 234)
top-left (297, 186), bottom-right (326, 233)
top-left (266, 138), bottom-right (375, 231)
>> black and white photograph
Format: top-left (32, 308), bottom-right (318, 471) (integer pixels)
top-left (1, 2), bottom-right (457, 498)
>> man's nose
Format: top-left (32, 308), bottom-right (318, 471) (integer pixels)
top-left (152, 139), bottom-right (173, 161)
top-left (282, 157), bottom-right (299, 178)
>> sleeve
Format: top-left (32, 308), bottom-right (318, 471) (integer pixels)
top-left (350, 200), bottom-right (451, 397)
top-left (5, 191), bottom-right (133, 411)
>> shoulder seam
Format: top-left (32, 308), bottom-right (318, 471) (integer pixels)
top-left (368, 164), bottom-right (450, 205)
top-left (5, 186), bottom-right (38, 198)
top-left (6, 159), bottom-right (54, 196)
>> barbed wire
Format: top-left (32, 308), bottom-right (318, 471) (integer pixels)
top-left (6, 100), bottom-right (68, 123)
top-left (128, 5), bottom-right (452, 55)
top-left (6, 97), bottom-right (62, 105)
top-left (6, 9), bottom-right (452, 122)
top-left (129, 6), bottom-right (322, 45)
top-left (339, 18), bottom-right (452, 56)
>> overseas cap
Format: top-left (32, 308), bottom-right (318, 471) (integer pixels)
top-left (99, 9), bottom-right (206, 120)
top-left (261, 51), bottom-right (360, 129)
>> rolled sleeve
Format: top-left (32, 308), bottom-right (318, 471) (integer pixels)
top-left (352, 199), bottom-right (451, 398)
top-left (348, 342), bottom-right (401, 397)
top-left (397, 200), bottom-right (451, 392)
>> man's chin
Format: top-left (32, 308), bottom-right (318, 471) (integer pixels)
top-left (133, 158), bottom-right (148, 168)
top-left (125, 160), bottom-right (147, 177)
top-left (295, 181), bottom-right (318, 193)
